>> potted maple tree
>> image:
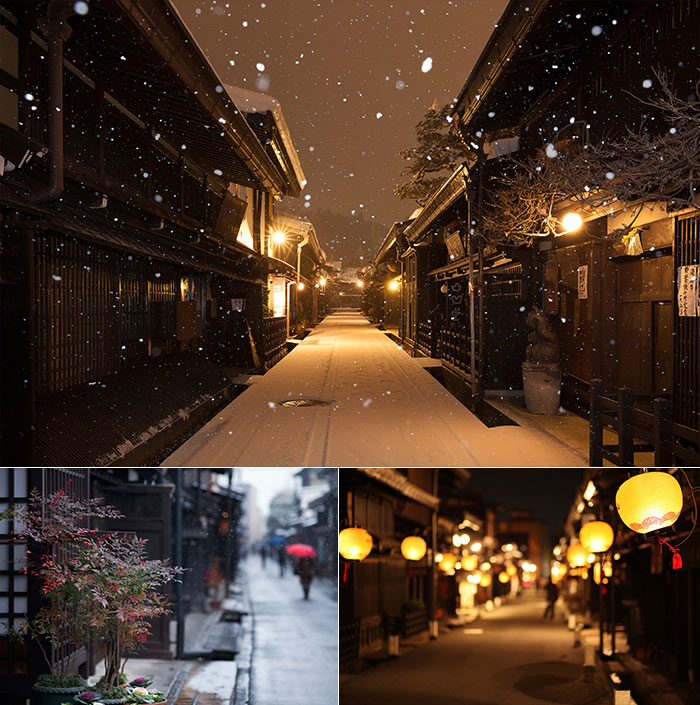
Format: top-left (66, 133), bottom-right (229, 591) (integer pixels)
top-left (72, 532), bottom-right (179, 695)
top-left (1, 486), bottom-right (121, 705)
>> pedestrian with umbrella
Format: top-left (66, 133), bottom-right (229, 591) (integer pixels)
top-left (286, 544), bottom-right (317, 600)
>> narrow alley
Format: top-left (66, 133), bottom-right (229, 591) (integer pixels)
top-left (163, 312), bottom-right (586, 467)
top-left (247, 554), bottom-right (338, 705)
top-left (340, 591), bottom-right (609, 705)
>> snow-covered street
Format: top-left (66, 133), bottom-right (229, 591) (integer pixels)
top-left (163, 311), bottom-right (585, 467)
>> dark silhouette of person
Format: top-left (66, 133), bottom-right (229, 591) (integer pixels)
top-left (544, 579), bottom-right (559, 620)
top-left (278, 546), bottom-right (286, 577)
top-left (298, 557), bottom-right (314, 600)
top-left (260, 545), bottom-right (267, 568)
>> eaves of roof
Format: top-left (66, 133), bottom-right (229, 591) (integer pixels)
top-left (119, 0), bottom-right (290, 197)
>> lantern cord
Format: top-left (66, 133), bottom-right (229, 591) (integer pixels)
top-left (657, 536), bottom-right (682, 570)
top-left (667, 469), bottom-right (698, 549)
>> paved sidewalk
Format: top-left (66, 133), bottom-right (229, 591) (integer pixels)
top-left (246, 556), bottom-right (338, 705)
top-left (341, 591), bottom-right (611, 705)
top-left (163, 312), bottom-right (585, 467)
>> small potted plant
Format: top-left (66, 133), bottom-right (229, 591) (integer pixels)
top-left (125, 686), bottom-right (166, 704)
top-left (31, 674), bottom-right (89, 705)
top-left (73, 692), bottom-right (103, 705)
top-left (128, 679), bottom-right (153, 690)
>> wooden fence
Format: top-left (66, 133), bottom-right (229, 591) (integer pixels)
top-left (589, 379), bottom-right (699, 466)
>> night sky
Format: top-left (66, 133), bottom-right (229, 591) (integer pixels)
top-left (173, 0), bottom-right (508, 243)
top-left (466, 469), bottom-right (586, 537)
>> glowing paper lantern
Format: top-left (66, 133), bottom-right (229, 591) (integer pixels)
top-left (479, 574), bottom-right (492, 587)
top-left (498, 572), bottom-right (510, 584)
top-left (439, 554), bottom-right (457, 572)
top-left (506, 565), bottom-right (517, 577)
top-left (566, 543), bottom-right (588, 567)
top-left (401, 536), bottom-right (427, 561)
top-left (616, 472), bottom-right (683, 534)
top-left (463, 554), bottom-right (478, 571)
top-left (593, 561), bottom-right (602, 585)
top-left (339, 528), bottom-right (372, 560)
top-left (579, 521), bottom-right (614, 553)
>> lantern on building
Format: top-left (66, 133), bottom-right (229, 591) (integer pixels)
top-left (339, 527), bottom-right (373, 560)
top-left (479, 574), bottom-right (492, 587)
top-left (615, 471), bottom-right (683, 534)
top-left (498, 571), bottom-right (510, 584)
top-left (506, 564), bottom-right (517, 577)
top-left (579, 521), bottom-right (614, 553)
top-left (439, 553), bottom-right (457, 572)
top-left (566, 543), bottom-right (588, 567)
top-left (401, 536), bottom-right (427, 561)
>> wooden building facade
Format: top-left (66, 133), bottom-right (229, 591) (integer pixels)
top-left (0, 0), bottom-right (310, 465)
top-left (381, 0), bottom-right (699, 464)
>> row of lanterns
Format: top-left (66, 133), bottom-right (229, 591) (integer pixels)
top-left (562, 471), bottom-right (685, 576)
top-left (338, 528), bottom-right (428, 562)
top-left (339, 472), bottom-right (685, 575)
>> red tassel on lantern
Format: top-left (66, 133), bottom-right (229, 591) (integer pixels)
top-left (343, 562), bottom-right (350, 582)
top-left (658, 536), bottom-right (683, 570)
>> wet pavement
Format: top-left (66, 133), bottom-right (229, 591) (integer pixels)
top-left (340, 590), bottom-right (610, 705)
top-left (247, 555), bottom-right (338, 705)
top-left (163, 311), bottom-right (585, 467)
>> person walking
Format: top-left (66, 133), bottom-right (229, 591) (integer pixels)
top-left (543, 579), bottom-right (559, 620)
top-left (278, 546), bottom-right (286, 577)
top-left (298, 556), bottom-right (314, 600)
top-left (260, 544), bottom-right (267, 568)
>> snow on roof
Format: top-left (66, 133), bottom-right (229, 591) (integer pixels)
top-left (224, 84), bottom-right (307, 192)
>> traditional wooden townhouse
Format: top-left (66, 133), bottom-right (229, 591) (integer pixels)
top-left (0, 0), bottom-right (309, 465)
top-left (390, 0), bottom-right (699, 464)
top-left (266, 211), bottom-right (329, 345)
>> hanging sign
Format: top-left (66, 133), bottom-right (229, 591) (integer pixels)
top-left (677, 264), bottom-right (699, 317)
top-left (577, 265), bottom-right (588, 300)
top-left (446, 231), bottom-right (466, 261)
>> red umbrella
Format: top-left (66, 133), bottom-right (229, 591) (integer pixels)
top-left (286, 543), bottom-right (317, 558)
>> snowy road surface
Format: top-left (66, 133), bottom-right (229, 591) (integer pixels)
top-left (162, 311), bottom-right (585, 467)
top-left (247, 556), bottom-right (338, 705)
top-left (340, 591), bottom-right (609, 705)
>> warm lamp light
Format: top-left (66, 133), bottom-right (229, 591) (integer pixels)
top-left (401, 536), bottom-right (427, 561)
top-left (463, 555), bottom-right (478, 571)
top-left (439, 554), bottom-right (457, 572)
top-left (615, 471), bottom-right (683, 534)
top-left (272, 230), bottom-right (286, 244)
top-left (319, 277), bottom-right (327, 286)
top-left (561, 212), bottom-right (583, 232)
top-left (498, 572), bottom-right (510, 584)
top-left (339, 528), bottom-right (372, 560)
top-left (580, 521), bottom-right (614, 553)
top-left (356, 280), bottom-right (364, 288)
top-left (388, 280), bottom-right (400, 291)
top-left (479, 574), bottom-right (492, 587)
top-left (566, 543), bottom-right (588, 568)
top-left (296, 282), bottom-right (305, 291)
top-left (506, 565), bottom-right (517, 577)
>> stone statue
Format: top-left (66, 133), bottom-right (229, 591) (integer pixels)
top-left (525, 306), bottom-right (559, 364)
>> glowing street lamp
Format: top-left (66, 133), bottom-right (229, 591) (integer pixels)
top-left (561, 212), bottom-right (583, 233)
top-left (388, 279), bottom-right (400, 291)
top-left (296, 282), bottom-right (305, 291)
top-left (356, 280), bottom-right (364, 288)
top-left (271, 230), bottom-right (286, 245)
